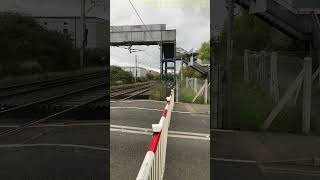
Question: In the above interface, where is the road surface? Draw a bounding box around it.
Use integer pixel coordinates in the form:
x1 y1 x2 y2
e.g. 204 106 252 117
111 100 210 180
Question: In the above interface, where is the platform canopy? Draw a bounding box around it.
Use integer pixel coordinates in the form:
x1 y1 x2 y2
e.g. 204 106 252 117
110 24 176 46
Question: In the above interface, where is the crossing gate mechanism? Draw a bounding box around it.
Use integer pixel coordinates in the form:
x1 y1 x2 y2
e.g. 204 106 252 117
136 89 175 180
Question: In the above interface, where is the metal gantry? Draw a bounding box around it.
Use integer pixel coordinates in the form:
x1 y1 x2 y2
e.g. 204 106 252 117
110 24 177 84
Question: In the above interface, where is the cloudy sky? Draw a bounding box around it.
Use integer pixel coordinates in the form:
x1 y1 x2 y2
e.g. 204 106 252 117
111 0 210 72
0 0 229 72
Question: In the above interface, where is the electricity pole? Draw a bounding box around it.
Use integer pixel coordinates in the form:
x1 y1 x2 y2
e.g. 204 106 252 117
226 0 235 128
80 0 86 68
135 55 138 83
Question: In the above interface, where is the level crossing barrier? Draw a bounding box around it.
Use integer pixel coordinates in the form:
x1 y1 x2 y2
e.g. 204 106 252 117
136 89 175 180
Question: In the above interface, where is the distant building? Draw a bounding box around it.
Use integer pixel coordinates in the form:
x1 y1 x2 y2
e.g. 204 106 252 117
34 16 108 49
120 67 148 77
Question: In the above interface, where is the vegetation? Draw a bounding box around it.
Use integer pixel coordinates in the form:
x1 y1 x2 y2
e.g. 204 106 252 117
180 87 204 104
197 41 210 61
0 11 107 78
214 12 305 132
110 66 134 85
231 83 300 131
85 48 109 67
215 12 304 66
180 66 203 78
149 82 167 101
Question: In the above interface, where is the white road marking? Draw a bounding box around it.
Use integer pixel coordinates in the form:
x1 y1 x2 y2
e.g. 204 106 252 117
0 123 108 128
211 157 257 164
111 99 199 105
261 166 320 176
0 143 108 151
111 106 209 115
110 124 210 141
211 128 254 134
111 100 166 103
213 157 320 176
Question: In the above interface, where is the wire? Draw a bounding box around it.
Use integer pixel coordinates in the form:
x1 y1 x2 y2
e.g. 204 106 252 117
128 0 155 41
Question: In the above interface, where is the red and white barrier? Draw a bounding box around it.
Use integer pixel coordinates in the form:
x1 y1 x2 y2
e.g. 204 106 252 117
136 89 174 180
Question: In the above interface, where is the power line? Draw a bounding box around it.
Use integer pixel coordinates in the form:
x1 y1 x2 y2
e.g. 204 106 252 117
128 0 155 41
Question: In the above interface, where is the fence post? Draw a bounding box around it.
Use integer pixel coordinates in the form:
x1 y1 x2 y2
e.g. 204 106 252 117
302 57 312 134
194 78 197 93
204 79 208 104
270 52 279 102
244 49 249 83
186 77 189 88
176 81 179 102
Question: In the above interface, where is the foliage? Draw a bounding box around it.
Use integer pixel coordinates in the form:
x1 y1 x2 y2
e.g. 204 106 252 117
0 11 79 77
180 66 202 78
149 81 167 101
214 12 305 66
110 65 134 85
146 73 153 80
214 13 304 131
85 48 108 67
197 41 210 61
231 83 301 132
180 87 204 104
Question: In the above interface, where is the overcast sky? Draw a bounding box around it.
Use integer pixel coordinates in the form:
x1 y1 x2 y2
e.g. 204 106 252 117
111 0 210 72
0 0 225 72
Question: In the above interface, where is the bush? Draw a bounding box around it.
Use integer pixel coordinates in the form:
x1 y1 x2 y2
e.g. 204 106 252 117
110 66 134 85
180 88 204 104
85 48 108 67
0 11 79 77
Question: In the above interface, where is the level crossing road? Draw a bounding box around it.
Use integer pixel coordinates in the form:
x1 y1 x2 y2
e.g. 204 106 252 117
110 100 210 180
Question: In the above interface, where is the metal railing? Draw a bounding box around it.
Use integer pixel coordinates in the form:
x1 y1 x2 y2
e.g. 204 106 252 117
136 89 175 180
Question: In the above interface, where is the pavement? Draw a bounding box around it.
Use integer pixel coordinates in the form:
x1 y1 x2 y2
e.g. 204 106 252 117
0 119 109 180
111 100 210 180
212 129 320 180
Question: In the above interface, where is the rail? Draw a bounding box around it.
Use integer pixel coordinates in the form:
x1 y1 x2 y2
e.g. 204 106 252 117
136 89 175 180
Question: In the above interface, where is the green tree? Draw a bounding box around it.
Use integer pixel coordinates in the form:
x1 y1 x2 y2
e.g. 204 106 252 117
110 66 134 85
181 66 202 78
197 41 210 61
214 12 305 66
0 11 79 77
146 73 154 80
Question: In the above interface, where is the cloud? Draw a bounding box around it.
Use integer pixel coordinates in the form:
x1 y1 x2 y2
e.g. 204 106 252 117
0 0 211 72
111 0 210 72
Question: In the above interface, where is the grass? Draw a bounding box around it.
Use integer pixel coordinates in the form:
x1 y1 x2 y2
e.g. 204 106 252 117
180 87 204 104
231 82 301 132
149 82 167 101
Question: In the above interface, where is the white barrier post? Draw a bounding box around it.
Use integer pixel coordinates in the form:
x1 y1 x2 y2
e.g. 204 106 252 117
136 89 174 180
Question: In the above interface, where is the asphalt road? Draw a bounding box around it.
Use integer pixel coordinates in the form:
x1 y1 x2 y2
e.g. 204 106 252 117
212 130 320 180
111 100 210 180
0 119 109 180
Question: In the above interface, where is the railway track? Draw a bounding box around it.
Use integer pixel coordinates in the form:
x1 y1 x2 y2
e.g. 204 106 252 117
0 71 106 99
0 81 154 143
0 83 107 140
0 72 107 109
110 82 154 99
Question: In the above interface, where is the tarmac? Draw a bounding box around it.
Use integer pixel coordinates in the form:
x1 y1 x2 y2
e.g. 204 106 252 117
111 100 210 180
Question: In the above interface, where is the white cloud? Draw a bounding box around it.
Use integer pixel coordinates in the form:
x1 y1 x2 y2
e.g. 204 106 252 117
110 0 210 72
